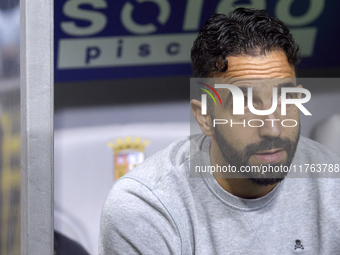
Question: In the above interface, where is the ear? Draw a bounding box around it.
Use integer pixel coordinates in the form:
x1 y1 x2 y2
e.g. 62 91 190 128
190 99 214 136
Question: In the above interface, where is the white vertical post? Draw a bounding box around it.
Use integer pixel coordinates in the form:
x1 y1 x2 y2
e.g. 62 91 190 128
20 0 54 254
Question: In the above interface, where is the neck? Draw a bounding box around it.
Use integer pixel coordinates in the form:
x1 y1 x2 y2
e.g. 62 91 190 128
210 137 277 199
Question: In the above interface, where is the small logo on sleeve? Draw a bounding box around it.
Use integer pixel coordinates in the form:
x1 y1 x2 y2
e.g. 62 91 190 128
294 240 304 250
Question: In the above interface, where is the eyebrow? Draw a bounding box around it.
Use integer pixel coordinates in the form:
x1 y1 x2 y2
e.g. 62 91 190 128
277 82 296 90
224 82 296 104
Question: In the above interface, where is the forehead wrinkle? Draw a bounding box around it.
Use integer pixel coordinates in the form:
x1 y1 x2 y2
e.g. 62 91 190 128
227 63 290 72
225 71 294 78
227 67 294 75
222 51 296 78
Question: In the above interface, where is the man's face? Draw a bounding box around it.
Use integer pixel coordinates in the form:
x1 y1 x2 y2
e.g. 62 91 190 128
211 51 300 186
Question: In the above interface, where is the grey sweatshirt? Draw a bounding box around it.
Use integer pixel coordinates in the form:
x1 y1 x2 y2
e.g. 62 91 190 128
99 135 340 254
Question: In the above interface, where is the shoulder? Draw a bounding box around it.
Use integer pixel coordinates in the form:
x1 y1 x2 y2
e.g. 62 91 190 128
101 135 197 221
99 178 182 254
99 136 197 254
120 135 194 188
102 134 193 213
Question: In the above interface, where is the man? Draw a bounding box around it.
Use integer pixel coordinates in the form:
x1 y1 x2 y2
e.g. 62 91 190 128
99 8 340 254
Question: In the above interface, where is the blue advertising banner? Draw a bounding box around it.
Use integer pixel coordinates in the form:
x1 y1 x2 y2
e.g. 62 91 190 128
55 0 340 82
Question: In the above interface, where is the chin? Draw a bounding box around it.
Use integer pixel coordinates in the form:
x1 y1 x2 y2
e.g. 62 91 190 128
249 177 285 186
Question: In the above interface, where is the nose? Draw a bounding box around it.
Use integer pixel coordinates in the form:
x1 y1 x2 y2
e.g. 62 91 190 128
258 113 282 139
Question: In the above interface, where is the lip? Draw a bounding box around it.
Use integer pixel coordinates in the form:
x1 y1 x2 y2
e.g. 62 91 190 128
255 149 282 155
253 149 284 163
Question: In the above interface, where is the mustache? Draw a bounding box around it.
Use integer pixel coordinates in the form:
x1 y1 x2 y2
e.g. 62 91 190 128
244 137 293 159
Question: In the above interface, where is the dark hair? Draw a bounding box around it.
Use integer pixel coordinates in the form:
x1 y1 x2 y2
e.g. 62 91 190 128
191 8 301 77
